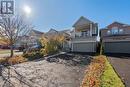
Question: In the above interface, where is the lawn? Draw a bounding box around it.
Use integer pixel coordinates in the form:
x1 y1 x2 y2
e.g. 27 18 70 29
0 49 11 54
101 58 125 87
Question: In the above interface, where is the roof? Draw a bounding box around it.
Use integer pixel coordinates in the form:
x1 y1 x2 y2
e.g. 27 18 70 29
46 29 58 34
31 29 44 35
59 29 71 35
72 16 93 27
107 21 130 28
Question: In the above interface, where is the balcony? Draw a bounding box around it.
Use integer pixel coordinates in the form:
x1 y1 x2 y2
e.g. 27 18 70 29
71 36 97 42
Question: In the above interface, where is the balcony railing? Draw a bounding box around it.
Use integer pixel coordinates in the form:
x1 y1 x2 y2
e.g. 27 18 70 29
71 36 97 42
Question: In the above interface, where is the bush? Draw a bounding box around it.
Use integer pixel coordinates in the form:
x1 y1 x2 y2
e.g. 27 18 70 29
0 58 7 64
8 56 27 65
0 56 27 65
40 35 65 56
81 56 124 87
23 51 44 61
81 55 106 87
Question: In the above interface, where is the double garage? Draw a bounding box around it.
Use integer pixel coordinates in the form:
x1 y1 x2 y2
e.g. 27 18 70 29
72 42 97 53
71 41 130 53
104 41 130 54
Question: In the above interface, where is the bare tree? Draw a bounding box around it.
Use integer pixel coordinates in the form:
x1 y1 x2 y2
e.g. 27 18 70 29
0 15 33 57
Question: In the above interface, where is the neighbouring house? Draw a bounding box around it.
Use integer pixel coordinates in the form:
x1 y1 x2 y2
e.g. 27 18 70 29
0 38 10 49
45 28 71 37
100 22 130 54
45 29 59 37
70 16 98 53
28 29 44 46
45 28 71 51
15 29 44 48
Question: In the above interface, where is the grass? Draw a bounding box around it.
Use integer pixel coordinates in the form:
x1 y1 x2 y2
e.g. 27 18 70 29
0 49 11 54
81 55 125 87
0 49 19 54
101 58 125 87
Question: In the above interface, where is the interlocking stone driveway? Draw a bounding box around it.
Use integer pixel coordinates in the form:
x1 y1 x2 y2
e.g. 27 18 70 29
108 56 130 87
0 53 92 87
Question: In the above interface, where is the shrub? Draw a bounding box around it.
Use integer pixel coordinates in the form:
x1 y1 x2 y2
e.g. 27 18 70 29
0 58 7 64
40 34 66 55
23 51 44 61
81 55 106 87
0 56 27 65
8 56 27 65
43 41 59 55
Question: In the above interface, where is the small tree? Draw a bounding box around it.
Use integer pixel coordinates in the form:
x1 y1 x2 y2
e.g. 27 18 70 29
40 34 66 55
0 15 33 57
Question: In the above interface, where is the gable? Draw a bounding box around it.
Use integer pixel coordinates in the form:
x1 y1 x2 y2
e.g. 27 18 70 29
107 22 129 29
73 16 93 27
47 29 58 34
30 30 44 35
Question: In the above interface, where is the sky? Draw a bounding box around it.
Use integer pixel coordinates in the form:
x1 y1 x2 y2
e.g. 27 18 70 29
16 0 130 32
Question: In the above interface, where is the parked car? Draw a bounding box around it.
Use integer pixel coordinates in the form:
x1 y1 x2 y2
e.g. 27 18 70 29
18 46 25 51
23 45 42 53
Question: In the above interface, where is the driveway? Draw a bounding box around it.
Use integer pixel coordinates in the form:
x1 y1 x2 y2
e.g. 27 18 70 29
108 56 130 87
0 53 92 87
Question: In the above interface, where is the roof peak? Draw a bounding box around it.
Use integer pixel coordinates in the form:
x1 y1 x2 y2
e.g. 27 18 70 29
73 16 93 27
113 21 130 26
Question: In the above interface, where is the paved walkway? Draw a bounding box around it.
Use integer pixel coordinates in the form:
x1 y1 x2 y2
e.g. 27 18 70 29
108 56 130 87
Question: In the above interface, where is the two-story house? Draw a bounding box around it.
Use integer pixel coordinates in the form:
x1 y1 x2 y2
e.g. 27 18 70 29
100 22 130 54
15 29 44 48
70 16 98 53
45 29 71 51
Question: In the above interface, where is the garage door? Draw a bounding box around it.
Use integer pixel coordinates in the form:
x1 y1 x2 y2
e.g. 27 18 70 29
72 42 96 52
104 42 130 53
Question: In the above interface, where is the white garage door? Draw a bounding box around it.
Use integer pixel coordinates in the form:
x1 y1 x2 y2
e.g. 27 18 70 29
104 42 130 53
72 42 96 52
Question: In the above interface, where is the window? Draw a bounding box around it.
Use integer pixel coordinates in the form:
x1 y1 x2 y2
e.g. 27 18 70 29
107 30 111 35
81 31 89 37
119 29 123 34
111 27 119 35
107 27 124 35
112 29 118 34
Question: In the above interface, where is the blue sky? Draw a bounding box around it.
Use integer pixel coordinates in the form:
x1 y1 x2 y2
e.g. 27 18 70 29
16 0 130 32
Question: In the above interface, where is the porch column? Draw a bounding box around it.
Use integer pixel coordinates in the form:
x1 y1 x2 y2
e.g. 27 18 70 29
90 23 93 36
71 42 73 52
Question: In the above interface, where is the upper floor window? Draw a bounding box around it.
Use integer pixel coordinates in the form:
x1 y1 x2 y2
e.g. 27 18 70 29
81 31 89 37
119 29 124 34
107 28 124 35
107 30 111 35
112 29 118 35
111 27 118 35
